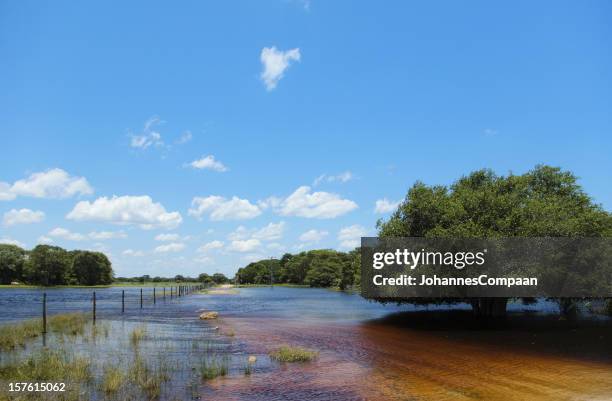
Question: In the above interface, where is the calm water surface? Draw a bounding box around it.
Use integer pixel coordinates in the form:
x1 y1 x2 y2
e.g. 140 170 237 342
0 287 609 401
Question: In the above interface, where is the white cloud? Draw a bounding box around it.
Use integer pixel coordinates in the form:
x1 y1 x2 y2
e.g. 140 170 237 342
197 240 224 253
3 209 45 227
228 239 261 253
176 131 193 144
0 183 15 201
88 231 127 240
337 224 367 249
260 46 301 91
484 128 498 137
188 196 261 221
275 186 357 219
0 238 25 247
252 221 285 241
123 249 144 257
193 256 214 265
154 242 185 253
154 233 180 242
313 171 353 186
228 222 285 242
299 229 328 243
48 227 86 241
374 198 400 214
0 169 93 201
130 116 164 149
37 236 53 244
67 195 182 229
188 155 228 172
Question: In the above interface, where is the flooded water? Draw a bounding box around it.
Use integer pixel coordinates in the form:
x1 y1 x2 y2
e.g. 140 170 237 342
0 287 611 400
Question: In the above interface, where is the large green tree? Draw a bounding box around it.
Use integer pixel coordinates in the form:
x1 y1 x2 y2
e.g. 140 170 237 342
376 165 612 317
71 251 113 285
0 244 26 284
25 245 72 286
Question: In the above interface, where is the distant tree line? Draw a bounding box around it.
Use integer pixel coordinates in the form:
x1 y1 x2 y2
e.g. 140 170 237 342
235 249 360 289
114 273 230 285
0 244 113 286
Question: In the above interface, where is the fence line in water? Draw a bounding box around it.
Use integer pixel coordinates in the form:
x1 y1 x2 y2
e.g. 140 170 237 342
40 284 205 334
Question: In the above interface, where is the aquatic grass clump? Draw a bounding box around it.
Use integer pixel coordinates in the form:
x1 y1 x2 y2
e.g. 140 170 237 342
0 319 41 351
127 354 170 399
269 346 318 363
0 348 92 383
101 365 124 394
47 313 88 336
0 313 88 352
129 326 147 346
199 356 229 380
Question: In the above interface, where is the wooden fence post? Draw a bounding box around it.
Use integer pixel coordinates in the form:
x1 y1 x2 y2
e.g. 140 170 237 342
42 292 47 334
122 290 125 313
163 287 166 301
140 288 143 308
153 288 156 304
93 291 96 324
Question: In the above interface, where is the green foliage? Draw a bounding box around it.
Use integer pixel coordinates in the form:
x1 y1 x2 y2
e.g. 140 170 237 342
0 243 115 286
236 250 355 288
211 272 230 284
71 251 113 285
25 245 71 286
0 244 26 284
269 346 318 362
375 165 612 315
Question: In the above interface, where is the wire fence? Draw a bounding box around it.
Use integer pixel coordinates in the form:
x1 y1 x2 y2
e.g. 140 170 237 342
32 284 206 333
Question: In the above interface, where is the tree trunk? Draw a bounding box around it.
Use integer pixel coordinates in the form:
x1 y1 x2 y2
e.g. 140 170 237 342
471 298 508 319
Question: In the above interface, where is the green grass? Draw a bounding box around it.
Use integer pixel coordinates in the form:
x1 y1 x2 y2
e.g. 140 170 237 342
0 313 88 351
199 356 229 380
269 346 318 363
0 348 92 383
101 365 124 394
129 326 147 346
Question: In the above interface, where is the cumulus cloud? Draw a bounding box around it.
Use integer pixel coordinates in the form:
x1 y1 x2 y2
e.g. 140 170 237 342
188 155 228 172
154 233 180 242
0 169 92 201
67 195 182 229
0 238 25 247
176 131 193 144
337 224 367 249
37 236 53 244
88 231 127 240
228 222 285 243
188 196 261 221
260 46 301 91
154 242 185 253
48 227 86 241
123 249 144 257
197 240 224 253
313 171 353 186
130 116 164 149
3 209 45 227
0 183 15 201
193 256 214 265
299 229 328 243
228 239 261 253
374 198 400 214
275 186 357 219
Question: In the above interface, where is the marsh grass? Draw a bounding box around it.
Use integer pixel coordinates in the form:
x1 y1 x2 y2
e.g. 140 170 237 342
269 346 318 363
199 356 229 380
0 348 92 383
0 313 88 351
101 365 124 394
129 326 146 346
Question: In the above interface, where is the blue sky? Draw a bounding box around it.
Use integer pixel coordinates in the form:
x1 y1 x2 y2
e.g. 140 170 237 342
1 1 611 277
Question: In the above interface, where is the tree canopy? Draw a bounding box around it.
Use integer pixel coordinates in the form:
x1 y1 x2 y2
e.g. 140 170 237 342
376 165 612 316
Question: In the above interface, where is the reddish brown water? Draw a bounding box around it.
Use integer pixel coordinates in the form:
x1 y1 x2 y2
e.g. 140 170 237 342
205 310 612 401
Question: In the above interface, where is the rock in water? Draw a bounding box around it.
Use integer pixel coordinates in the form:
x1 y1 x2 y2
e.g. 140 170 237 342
199 311 219 319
